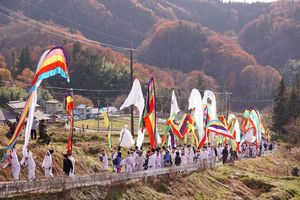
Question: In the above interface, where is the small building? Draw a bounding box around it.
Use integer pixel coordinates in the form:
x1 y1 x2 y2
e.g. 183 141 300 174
0 109 16 123
87 108 99 119
74 104 88 120
99 106 118 114
0 109 51 123
34 110 51 121
7 101 40 114
45 100 64 115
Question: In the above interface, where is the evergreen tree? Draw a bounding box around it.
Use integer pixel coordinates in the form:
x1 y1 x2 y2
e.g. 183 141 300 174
196 75 206 91
288 74 300 119
272 79 289 133
72 42 81 59
17 46 32 74
11 50 16 81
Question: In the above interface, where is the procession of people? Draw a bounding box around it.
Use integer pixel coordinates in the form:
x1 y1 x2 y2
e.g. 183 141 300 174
7 137 275 181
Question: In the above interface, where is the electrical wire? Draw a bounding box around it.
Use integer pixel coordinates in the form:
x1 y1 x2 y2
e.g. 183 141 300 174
0 4 135 51
20 0 132 45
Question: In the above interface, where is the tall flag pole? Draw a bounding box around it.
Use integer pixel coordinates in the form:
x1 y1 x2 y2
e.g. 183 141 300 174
3 46 70 161
102 111 112 149
120 79 145 148
188 89 205 149
170 90 180 119
66 90 74 153
143 77 156 150
130 48 134 137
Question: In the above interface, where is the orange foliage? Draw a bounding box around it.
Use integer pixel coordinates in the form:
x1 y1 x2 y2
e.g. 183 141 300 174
17 68 34 85
183 70 218 92
74 95 94 107
0 54 6 68
239 65 282 99
0 68 11 81
239 1 300 68
133 63 175 89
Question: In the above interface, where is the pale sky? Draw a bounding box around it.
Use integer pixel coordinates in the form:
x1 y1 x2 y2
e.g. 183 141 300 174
223 0 275 2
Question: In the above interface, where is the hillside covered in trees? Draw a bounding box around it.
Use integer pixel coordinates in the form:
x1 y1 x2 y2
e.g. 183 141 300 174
0 0 299 111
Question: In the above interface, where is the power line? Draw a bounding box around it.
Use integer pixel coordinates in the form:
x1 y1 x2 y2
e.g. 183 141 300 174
0 80 129 92
20 0 132 45
0 4 277 104
0 4 135 51
230 99 274 103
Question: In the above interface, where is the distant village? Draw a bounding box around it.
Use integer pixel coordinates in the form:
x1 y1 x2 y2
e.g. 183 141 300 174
0 99 119 124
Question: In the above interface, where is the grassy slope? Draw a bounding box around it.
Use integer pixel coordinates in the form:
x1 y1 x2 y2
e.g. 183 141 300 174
1 123 300 200
0 123 121 182
6 146 300 200
0 120 161 182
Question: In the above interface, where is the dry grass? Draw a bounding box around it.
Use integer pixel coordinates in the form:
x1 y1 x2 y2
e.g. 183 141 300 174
1 123 300 200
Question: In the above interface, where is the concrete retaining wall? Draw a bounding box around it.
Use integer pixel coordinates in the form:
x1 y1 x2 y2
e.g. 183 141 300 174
0 160 215 199
0 149 276 199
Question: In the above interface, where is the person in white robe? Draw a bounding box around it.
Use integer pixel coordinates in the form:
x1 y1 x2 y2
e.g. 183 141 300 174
134 151 144 171
202 148 209 167
171 149 176 165
181 152 187 165
252 145 257 158
207 146 214 167
160 150 165 168
99 150 108 171
21 151 36 180
130 152 136 171
42 150 54 178
68 152 75 177
217 145 223 162
155 151 162 169
245 144 250 157
111 147 118 172
10 148 20 180
148 150 156 169
186 146 194 164
126 152 134 172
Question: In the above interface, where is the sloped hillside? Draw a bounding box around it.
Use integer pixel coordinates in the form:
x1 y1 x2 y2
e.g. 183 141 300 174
5 145 300 200
239 1 300 69
138 20 281 101
0 0 270 47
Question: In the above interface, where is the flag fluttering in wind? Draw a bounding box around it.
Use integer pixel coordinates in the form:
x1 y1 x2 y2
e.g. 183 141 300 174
228 114 241 143
203 90 217 120
170 90 180 119
227 114 241 153
205 120 234 140
239 108 265 150
162 113 198 146
162 90 181 147
188 89 205 148
66 94 74 152
143 77 156 150
4 46 70 160
102 111 112 149
66 95 74 116
120 79 145 148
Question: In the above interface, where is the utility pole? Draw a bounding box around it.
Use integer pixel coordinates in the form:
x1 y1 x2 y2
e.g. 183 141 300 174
106 96 109 132
69 88 74 151
224 91 231 119
130 46 134 137
11 50 16 82
97 99 100 133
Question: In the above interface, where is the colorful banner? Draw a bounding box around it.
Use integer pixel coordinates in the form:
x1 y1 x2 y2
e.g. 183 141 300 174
102 112 112 149
143 77 156 150
4 46 70 159
66 94 74 152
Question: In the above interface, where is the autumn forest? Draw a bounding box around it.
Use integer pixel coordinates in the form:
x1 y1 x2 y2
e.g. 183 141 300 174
0 0 299 112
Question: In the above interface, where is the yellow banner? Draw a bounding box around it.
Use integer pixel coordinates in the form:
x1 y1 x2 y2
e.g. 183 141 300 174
102 112 110 128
